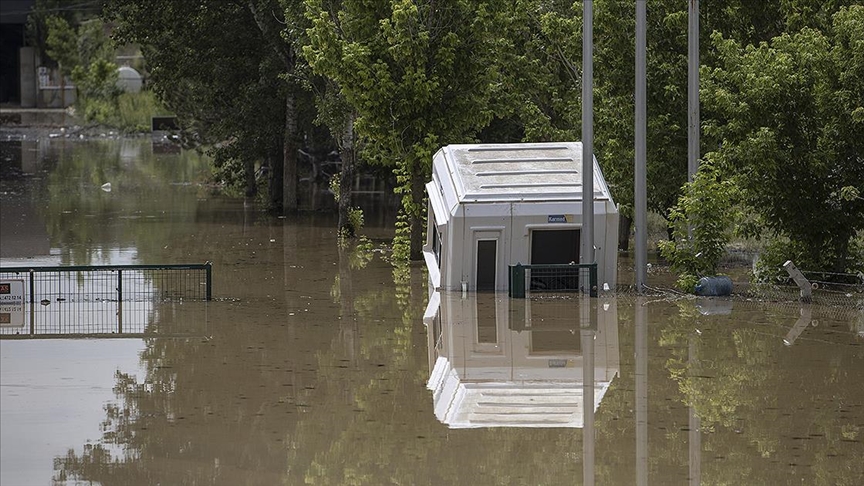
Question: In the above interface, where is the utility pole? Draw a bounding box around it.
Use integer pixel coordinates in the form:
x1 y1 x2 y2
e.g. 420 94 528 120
635 0 648 292
582 0 595 279
688 0 700 181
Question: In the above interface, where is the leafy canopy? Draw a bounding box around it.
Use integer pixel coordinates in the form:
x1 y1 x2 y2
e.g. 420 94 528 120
702 5 864 275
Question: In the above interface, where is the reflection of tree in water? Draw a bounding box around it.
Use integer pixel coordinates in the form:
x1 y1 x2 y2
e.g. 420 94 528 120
54 302 312 483
51 218 301 484
660 300 864 485
38 139 212 266
661 302 774 432
48 234 864 485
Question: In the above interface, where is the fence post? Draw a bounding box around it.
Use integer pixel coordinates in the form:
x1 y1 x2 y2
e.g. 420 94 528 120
29 270 35 304
117 269 123 333
783 260 812 303
205 262 212 301
589 263 598 298
509 264 525 298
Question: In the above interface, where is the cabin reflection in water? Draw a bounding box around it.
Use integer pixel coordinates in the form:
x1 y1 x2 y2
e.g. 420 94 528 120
423 291 619 428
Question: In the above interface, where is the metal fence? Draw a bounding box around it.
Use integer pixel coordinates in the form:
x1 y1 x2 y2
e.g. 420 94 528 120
0 264 211 338
509 263 598 298
742 283 864 309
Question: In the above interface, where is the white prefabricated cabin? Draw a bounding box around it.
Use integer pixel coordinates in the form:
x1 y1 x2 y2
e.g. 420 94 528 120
424 142 619 292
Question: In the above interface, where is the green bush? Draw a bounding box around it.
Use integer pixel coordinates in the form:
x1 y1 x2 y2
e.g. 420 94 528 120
75 90 171 133
329 174 365 238
117 91 170 132
753 234 864 284
658 162 740 292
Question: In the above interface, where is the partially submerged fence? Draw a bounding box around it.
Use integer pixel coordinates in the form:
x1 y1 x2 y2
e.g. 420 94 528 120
742 260 864 308
509 262 598 298
0 263 211 337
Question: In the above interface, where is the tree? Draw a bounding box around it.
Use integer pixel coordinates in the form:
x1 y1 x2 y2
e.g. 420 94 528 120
592 0 789 249
482 0 583 144
43 14 121 121
658 161 741 291
104 0 310 210
702 5 864 275
26 0 102 65
303 0 502 260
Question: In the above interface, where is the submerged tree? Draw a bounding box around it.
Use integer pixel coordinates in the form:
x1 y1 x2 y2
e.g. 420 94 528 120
483 0 583 143
702 5 864 276
303 0 502 260
104 0 309 211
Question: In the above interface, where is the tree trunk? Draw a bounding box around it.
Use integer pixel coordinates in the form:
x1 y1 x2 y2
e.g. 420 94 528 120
409 169 426 261
246 0 298 213
268 146 283 211
283 92 298 212
244 157 256 197
337 115 356 236
618 214 632 251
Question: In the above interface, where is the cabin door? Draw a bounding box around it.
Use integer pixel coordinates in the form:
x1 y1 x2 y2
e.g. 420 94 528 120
476 239 498 291
530 229 580 264
530 229 581 291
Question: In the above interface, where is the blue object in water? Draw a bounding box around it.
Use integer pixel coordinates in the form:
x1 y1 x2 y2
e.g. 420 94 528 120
694 276 733 296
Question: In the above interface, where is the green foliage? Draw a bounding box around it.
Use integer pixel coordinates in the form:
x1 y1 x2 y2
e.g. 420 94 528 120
485 0 582 143
45 15 122 124
839 186 861 202
105 0 319 209
329 174 364 238
593 0 779 221
702 5 864 275
659 162 740 291
116 91 170 132
751 237 803 283
73 90 165 132
347 208 364 235
303 0 502 259
46 16 117 88
89 0 864 263
44 15 78 72
72 58 120 101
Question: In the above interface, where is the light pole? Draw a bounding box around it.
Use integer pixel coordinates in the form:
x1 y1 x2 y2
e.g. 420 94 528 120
635 0 648 292
688 0 700 181
581 0 595 279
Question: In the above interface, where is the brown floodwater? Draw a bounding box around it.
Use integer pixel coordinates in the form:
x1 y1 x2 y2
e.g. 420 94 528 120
1 135 863 485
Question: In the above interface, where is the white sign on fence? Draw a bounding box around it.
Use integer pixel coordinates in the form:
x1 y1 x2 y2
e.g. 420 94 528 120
0 280 25 327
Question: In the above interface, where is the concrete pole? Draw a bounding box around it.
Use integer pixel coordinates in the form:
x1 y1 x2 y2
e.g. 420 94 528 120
582 0 596 276
635 0 648 292
688 0 700 182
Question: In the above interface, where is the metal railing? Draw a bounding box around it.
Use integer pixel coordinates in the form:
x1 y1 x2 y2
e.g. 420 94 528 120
0 263 212 303
509 262 598 298
0 263 211 338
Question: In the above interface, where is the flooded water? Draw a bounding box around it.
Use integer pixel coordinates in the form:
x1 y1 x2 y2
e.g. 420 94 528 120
1 135 863 485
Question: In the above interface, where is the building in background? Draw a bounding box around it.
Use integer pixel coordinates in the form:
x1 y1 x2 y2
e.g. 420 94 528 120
0 0 35 105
